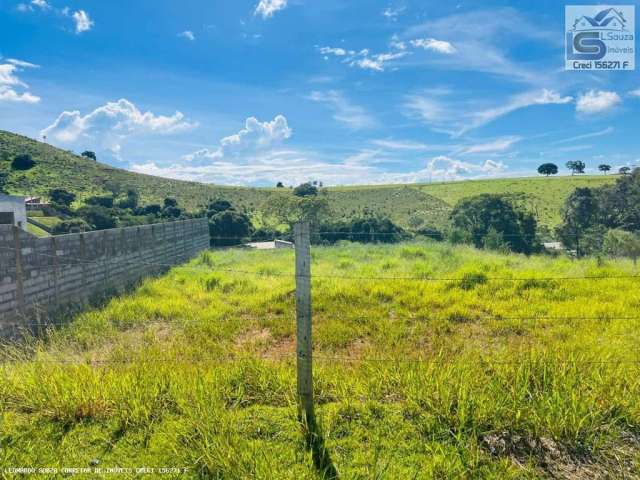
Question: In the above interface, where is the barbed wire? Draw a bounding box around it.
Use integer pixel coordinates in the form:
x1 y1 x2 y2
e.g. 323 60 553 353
7 314 640 331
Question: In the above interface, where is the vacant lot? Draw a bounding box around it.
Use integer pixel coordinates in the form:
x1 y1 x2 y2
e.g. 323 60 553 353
1 242 639 478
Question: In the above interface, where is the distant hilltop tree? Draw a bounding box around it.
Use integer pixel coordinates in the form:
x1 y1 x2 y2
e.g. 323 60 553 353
537 163 558 177
81 151 97 161
11 153 36 171
566 160 586 175
598 164 611 175
619 166 631 175
276 181 285 188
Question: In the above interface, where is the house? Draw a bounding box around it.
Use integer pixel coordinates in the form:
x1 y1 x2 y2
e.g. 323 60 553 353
24 196 49 211
0 195 27 230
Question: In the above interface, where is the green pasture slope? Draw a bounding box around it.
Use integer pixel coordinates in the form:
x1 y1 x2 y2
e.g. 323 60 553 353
1 130 616 231
1 242 639 478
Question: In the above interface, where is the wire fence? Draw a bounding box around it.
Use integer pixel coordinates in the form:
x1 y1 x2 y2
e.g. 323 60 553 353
2 228 640 370
1 244 639 282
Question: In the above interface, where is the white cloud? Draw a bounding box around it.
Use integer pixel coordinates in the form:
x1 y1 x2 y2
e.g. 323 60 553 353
183 115 292 164
41 99 197 153
630 89 640 98
131 151 507 187
0 64 27 88
465 89 573 135
406 89 573 137
72 10 93 34
319 47 351 57
382 5 406 20
410 38 456 54
309 90 376 129
0 86 40 103
575 90 621 114
318 45 409 72
351 52 408 71
31 0 50 9
0 59 39 104
402 8 559 84
179 30 196 41
255 0 288 19
552 127 614 145
371 139 445 151
459 136 521 155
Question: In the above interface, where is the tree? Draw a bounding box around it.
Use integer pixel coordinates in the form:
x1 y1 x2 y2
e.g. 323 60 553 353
265 194 330 230
556 187 600 256
566 160 586 175
86 195 114 208
77 206 117 230
276 182 285 188
0 171 8 194
598 164 611 175
450 194 538 254
117 189 139 210
208 210 253 246
49 188 76 207
619 166 632 175
537 163 558 177
603 229 640 266
207 199 232 216
81 151 97 161
11 154 35 171
293 182 318 197
163 197 178 208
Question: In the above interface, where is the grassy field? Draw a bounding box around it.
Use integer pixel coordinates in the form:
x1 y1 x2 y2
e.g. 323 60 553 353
1 131 617 232
1 242 639 478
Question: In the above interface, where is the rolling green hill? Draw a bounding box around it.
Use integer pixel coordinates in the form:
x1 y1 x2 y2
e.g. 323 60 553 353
0 130 616 231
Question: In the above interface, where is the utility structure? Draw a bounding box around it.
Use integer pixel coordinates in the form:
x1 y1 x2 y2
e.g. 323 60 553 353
294 222 315 427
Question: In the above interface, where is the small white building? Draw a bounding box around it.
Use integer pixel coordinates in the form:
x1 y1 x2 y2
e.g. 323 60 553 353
244 239 294 250
0 195 27 230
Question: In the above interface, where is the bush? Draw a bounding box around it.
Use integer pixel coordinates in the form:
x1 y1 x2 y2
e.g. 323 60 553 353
52 219 91 235
318 215 404 244
81 151 97 161
11 154 35 170
139 204 162 216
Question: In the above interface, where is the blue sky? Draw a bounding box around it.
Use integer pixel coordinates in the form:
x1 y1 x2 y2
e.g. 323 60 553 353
1 0 639 186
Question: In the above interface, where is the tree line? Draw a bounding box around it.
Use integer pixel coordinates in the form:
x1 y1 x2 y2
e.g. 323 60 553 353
538 161 631 176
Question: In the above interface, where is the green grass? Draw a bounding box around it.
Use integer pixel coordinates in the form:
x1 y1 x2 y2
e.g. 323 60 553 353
25 222 49 237
1 131 617 232
2 242 639 478
418 176 616 228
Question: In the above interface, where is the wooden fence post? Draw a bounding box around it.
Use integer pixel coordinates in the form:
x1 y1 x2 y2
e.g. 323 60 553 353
294 222 315 427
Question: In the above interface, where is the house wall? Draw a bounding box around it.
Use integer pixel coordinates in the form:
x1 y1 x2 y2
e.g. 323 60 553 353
0 195 27 230
0 218 209 338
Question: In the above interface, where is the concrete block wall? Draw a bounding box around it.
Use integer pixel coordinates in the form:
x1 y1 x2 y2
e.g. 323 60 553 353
0 218 209 338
